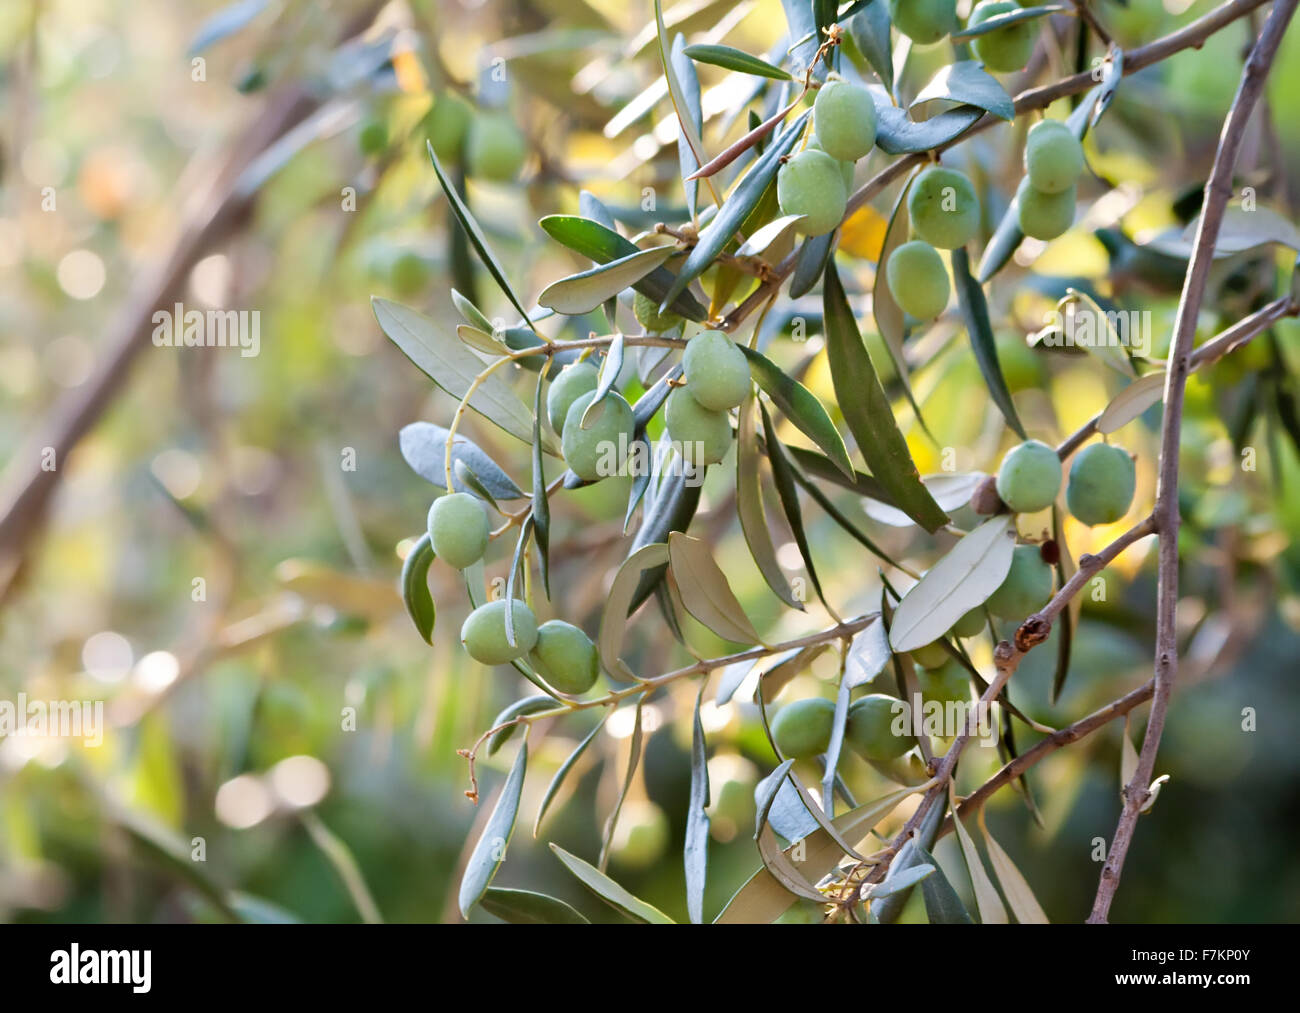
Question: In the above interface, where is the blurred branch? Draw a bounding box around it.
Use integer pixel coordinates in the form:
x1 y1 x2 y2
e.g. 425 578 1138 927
0 3 384 604
1087 0 1298 924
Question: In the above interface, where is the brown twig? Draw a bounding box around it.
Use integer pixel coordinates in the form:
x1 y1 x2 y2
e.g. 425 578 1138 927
1086 0 1299 924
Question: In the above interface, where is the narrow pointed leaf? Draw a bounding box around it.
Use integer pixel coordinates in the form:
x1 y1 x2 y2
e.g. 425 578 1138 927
952 4 1069 39
979 811 1049 924
535 714 607 835
538 245 676 315
737 394 801 608
684 43 791 80
916 847 974 923
549 844 675 923
487 696 554 756
660 111 810 311
400 533 436 645
951 248 1027 439
911 61 1014 121
426 142 535 329
685 687 711 923
889 516 1016 652
599 702 644 870
458 744 527 918
740 346 854 479
599 543 670 680
822 262 948 532
668 531 761 644
949 785 1007 924
480 887 589 924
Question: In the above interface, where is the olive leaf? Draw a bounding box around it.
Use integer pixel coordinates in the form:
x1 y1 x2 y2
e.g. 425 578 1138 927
399 422 526 499
737 393 802 609
479 887 590 925
653 1 707 187
683 43 791 80
911 61 1014 122
672 33 705 218
534 713 607 836
915 846 974 923
1099 370 1166 434
951 248 1027 439
659 111 810 312
452 288 495 333
843 0 893 92
889 516 1015 653
789 231 837 298
872 168 927 429
458 743 527 918
739 345 854 479
978 810 1049 923
539 215 707 321
376 303 545 451
538 245 676 315
426 142 536 331
760 402 827 608
685 687 711 923
758 642 831 704
399 533 436 645
581 331 626 428
667 531 762 645
531 372 551 595
599 702 643 871
487 695 554 756
949 784 1008 924
952 3 1069 39
873 101 984 156
598 543 670 681
716 781 928 923
1059 289 1139 377
550 844 676 923
873 792 946 924
822 261 948 532
862 472 987 528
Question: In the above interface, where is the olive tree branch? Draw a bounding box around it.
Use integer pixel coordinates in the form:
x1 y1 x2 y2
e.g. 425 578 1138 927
717 0 1272 335
1087 0 1299 924
1056 293 1300 459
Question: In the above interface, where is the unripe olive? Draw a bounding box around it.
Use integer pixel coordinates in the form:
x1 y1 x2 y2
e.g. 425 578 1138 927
846 694 915 761
1016 179 1076 241
427 492 490 569
771 697 836 759
665 387 732 467
466 113 527 183
995 331 1044 393
427 92 472 163
460 599 539 665
813 80 878 162
357 116 388 156
808 139 855 188
918 661 968 708
995 439 1062 513
561 390 634 482
610 800 670 868
1066 443 1136 526
886 240 951 319
633 291 684 333
908 640 950 670
969 0 1036 72
985 544 1053 619
390 251 430 297
546 362 599 436
777 148 848 237
682 330 752 410
951 608 986 638
888 0 957 44
529 620 600 695
908 166 980 250
1024 119 1085 195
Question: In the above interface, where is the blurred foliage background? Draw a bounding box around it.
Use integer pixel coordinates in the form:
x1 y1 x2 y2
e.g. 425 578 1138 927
1 0 1299 924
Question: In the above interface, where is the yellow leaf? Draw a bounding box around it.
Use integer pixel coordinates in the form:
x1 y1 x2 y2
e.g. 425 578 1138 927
837 203 889 261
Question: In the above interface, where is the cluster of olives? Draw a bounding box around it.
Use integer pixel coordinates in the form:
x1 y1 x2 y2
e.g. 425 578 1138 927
1017 120 1085 240
770 657 971 765
889 0 1035 73
886 165 981 320
777 78 878 236
996 438 1137 526
425 323 756 694
426 90 528 183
